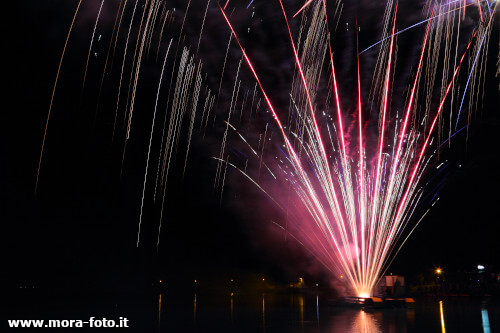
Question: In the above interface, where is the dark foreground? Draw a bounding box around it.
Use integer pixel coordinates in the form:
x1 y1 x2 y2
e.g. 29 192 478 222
3 287 499 332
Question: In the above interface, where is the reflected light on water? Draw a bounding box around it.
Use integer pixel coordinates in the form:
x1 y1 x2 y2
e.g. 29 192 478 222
193 293 197 324
439 300 446 333
350 310 381 333
406 308 415 324
158 293 162 330
481 306 490 333
262 294 266 331
299 295 304 326
230 293 234 322
316 295 319 324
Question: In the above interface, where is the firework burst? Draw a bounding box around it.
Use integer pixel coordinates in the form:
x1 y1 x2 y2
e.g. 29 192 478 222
33 0 498 297
216 0 499 296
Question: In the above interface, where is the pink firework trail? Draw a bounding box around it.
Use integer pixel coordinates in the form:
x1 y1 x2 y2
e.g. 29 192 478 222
219 0 497 297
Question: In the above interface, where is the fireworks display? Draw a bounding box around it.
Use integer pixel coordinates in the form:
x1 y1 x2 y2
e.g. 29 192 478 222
215 0 498 296
31 0 499 298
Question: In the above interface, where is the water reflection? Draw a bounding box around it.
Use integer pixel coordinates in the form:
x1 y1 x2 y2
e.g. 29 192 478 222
299 294 304 327
350 310 381 333
481 303 490 333
439 300 446 333
316 295 319 324
158 293 162 331
262 294 266 332
193 293 197 324
155 293 499 332
406 308 415 324
230 293 234 323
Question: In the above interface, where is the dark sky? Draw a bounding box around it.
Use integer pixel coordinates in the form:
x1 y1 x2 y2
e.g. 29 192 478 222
2 0 499 296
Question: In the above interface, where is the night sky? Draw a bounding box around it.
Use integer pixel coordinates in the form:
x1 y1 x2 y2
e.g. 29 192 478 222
2 0 500 300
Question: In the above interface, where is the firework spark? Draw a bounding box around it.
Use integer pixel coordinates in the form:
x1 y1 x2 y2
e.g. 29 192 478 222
35 0 498 297
217 0 498 296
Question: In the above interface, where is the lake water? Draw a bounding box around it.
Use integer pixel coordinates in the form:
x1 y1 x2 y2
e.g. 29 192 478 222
156 293 499 332
5 291 499 332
